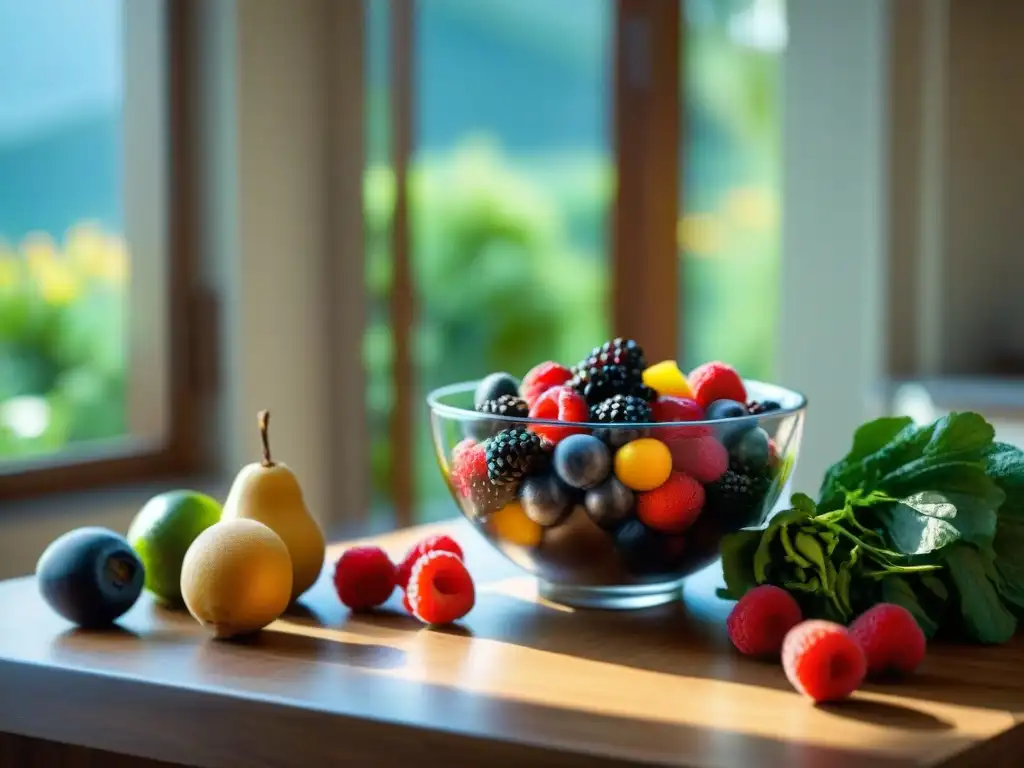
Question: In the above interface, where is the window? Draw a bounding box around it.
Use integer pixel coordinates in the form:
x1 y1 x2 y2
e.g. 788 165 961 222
365 0 786 525
0 0 193 499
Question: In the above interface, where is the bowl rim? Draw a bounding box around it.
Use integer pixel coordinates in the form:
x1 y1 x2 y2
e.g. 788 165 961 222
426 378 808 430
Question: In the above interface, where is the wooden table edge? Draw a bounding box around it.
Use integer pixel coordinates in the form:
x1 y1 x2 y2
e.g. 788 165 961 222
0 657 666 768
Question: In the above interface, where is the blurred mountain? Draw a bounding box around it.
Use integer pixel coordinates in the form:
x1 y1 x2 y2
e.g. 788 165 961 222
0 109 121 242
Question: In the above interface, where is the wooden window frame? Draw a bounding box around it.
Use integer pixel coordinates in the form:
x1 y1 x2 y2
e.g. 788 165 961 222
0 0 200 501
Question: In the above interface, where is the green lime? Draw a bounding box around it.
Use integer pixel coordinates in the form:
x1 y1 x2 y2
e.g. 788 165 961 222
127 490 222 606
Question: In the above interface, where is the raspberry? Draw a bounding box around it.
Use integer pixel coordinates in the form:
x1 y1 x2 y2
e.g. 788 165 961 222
635 471 704 533
688 361 747 410
651 396 711 444
407 550 475 625
333 546 397 611
651 395 704 423
848 603 926 678
727 585 803 657
666 435 728 483
396 534 465 590
528 385 588 444
520 361 573 408
782 620 866 703
449 440 488 497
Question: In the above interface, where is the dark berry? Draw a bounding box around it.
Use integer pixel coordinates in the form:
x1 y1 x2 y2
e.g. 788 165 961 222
706 399 754 446
613 519 688 575
705 458 773 529
577 338 647 378
520 471 577 527
570 364 654 405
474 372 521 409
705 399 748 420
731 426 770 470
590 394 652 448
484 428 550 485
747 399 782 416
468 394 530 440
553 434 611 490
584 476 635 531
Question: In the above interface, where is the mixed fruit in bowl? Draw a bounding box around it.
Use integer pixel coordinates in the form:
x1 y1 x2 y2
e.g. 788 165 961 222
427 338 806 609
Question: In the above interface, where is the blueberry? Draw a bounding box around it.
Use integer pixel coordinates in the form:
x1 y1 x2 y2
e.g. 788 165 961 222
705 399 748 420
584 476 635 531
520 471 577 527
36 527 145 628
706 399 755 447
553 434 611 490
597 426 648 450
474 372 521 409
613 519 688 575
731 426 770 469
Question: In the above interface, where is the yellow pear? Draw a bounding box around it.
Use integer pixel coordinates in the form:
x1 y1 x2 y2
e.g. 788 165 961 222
221 410 326 601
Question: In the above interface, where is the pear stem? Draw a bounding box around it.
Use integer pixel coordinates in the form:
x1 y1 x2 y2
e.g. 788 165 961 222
258 410 275 467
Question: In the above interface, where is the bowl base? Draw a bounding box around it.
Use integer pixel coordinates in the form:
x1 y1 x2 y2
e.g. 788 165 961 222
538 578 685 610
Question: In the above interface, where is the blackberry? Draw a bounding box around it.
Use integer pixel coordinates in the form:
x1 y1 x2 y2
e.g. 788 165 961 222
576 338 647 377
465 476 517 519
589 394 653 425
484 428 550 485
477 394 529 419
747 400 782 416
569 364 655 405
468 394 530 440
705 458 774 529
589 394 652 448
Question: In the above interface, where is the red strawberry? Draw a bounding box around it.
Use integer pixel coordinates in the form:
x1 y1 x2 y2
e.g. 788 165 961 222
333 546 397 611
688 361 747 410
449 441 488 497
396 534 465 590
528 385 588 444
520 361 572 408
635 472 704 533
782 620 866 703
849 603 926 678
727 585 803 657
667 435 728 483
407 550 475 625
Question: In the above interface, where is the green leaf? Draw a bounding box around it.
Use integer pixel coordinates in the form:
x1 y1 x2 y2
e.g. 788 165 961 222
897 490 998 547
881 503 961 555
779 524 812 569
850 416 916 460
720 530 762 600
920 574 949 602
790 492 817 515
751 508 809 584
794 531 828 584
924 412 995 457
881 462 1005 511
943 544 1018 644
984 442 1024 519
881 575 939 639
993 517 1024 614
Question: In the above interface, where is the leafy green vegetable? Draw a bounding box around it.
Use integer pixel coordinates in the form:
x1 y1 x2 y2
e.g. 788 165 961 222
722 411 1024 644
944 544 1017 644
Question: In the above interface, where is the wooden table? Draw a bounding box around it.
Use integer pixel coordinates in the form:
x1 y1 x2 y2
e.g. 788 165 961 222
2 520 1023 767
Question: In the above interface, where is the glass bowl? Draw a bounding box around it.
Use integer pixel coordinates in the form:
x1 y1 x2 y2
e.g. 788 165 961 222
427 380 806 609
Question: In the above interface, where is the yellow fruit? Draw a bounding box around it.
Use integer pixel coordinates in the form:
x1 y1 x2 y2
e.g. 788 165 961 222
615 438 673 491
222 411 326 602
643 360 694 399
180 518 293 639
489 501 543 547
